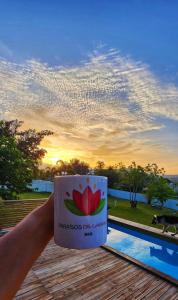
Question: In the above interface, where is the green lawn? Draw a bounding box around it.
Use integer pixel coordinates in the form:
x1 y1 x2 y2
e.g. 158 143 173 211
19 192 50 199
4 192 178 233
19 193 178 231
108 196 178 233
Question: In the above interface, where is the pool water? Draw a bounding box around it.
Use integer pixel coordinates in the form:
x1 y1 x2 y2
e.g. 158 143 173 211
106 222 178 281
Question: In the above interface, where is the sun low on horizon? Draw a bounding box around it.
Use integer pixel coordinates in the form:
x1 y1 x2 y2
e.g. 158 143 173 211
0 1 178 174
44 156 60 166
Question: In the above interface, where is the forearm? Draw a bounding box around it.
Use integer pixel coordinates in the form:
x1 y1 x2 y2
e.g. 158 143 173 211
0 194 54 300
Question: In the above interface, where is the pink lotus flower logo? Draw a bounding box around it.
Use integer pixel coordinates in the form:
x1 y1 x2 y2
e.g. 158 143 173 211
73 186 101 215
64 185 105 216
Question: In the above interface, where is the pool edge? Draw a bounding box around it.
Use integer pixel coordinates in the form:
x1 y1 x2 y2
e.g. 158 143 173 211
102 244 178 287
105 216 178 287
108 215 178 245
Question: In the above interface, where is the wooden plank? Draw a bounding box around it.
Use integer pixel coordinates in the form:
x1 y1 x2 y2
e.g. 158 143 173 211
133 280 171 300
104 270 155 300
34 249 103 278
74 268 144 300
149 285 176 300
15 288 50 300
14 270 51 300
50 259 140 298
42 253 115 288
14 240 177 300
42 258 123 293
157 286 178 300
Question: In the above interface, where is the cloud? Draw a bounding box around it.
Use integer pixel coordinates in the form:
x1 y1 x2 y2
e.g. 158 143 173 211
1 50 178 126
91 143 134 156
0 49 178 171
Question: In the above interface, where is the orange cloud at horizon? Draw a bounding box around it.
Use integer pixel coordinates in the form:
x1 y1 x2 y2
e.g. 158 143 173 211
40 136 178 175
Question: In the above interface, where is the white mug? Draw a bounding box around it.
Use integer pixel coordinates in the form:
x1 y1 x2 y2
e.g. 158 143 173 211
54 175 108 249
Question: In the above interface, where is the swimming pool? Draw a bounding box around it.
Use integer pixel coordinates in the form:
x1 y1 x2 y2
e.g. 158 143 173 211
105 221 178 285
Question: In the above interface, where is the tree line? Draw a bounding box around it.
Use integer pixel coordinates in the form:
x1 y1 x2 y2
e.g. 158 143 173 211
0 120 176 205
38 160 175 207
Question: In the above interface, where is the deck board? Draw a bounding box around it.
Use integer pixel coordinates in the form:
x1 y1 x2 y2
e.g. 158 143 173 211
14 239 178 300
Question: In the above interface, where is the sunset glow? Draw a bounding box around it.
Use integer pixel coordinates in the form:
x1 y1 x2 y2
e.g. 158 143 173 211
44 156 60 166
0 2 178 173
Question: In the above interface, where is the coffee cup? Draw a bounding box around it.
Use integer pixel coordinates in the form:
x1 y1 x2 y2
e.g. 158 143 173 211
54 175 107 249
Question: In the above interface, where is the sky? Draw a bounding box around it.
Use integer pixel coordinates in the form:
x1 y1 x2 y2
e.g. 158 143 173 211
0 0 178 173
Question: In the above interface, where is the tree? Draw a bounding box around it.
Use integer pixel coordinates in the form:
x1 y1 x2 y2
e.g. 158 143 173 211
119 162 147 208
95 161 105 170
0 120 53 168
146 177 175 207
0 120 53 199
42 158 90 178
67 158 90 175
56 159 69 173
0 136 32 199
144 163 165 204
144 163 165 178
95 163 119 188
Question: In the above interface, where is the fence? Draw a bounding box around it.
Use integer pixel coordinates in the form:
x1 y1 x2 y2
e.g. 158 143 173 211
108 188 178 211
108 189 147 203
30 180 178 211
30 180 54 192
0 199 46 228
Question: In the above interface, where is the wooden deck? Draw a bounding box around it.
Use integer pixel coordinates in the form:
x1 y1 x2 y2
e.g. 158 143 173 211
15 240 178 300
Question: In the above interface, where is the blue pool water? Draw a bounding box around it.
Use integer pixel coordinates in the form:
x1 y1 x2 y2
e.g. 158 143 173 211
106 222 178 281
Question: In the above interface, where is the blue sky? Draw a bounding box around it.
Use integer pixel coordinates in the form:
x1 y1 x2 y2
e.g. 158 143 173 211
1 0 178 76
0 1 178 173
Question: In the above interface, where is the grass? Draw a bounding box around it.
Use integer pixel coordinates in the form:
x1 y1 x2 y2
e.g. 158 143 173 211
108 196 178 233
1 192 178 234
19 192 50 200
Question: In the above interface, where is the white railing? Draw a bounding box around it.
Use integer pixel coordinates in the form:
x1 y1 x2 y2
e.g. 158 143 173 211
30 180 54 192
30 180 178 211
108 188 178 211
